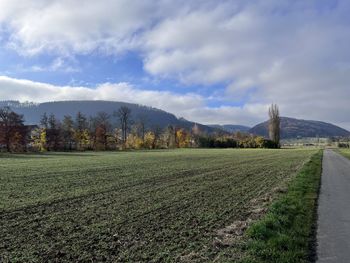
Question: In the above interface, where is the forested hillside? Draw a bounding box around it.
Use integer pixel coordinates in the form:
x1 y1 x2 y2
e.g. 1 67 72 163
250 117 350 139
0 100 219 134
209 124 250 133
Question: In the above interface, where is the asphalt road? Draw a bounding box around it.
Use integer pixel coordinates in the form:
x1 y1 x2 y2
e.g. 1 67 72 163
317 149 350 262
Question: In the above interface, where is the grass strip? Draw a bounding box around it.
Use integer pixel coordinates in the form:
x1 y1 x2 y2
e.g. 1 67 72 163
336 148 350 160
240 150 323 263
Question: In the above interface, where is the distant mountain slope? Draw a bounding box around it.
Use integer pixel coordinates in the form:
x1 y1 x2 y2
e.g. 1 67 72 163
209 124 250 133
250 117 350 139
0 100 220 134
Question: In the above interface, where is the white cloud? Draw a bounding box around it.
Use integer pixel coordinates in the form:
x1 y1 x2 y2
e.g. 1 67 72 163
0 0 161 55
141 1 350 128
27 58 80 73
1 75 349 129
0 75 261 126
0 0 213 56
0 1 350 128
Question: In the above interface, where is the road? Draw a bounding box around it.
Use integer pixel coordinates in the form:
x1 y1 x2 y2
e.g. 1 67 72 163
317 149 350 262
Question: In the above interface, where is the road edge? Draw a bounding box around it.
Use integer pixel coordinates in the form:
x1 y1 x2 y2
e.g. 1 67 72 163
240 150 323 263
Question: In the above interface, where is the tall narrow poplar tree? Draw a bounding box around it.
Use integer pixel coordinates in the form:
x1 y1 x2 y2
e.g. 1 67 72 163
268 104 281 148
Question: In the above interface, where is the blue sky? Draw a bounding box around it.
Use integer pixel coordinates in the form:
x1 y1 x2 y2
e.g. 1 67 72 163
0 37 235 108
0 0 350 128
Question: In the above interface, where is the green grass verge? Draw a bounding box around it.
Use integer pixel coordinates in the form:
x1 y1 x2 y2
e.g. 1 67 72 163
240 150 323 263
336 148 350 159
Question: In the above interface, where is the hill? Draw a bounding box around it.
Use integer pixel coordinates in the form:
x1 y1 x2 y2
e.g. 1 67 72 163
0 100 220 134
209 124 250 133
2 101 348 138
250 117 350 139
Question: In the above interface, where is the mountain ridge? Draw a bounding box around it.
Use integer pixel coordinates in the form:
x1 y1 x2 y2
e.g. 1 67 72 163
249 116 350 139
1 101 349 138
0 100 221 134
209 124 251 133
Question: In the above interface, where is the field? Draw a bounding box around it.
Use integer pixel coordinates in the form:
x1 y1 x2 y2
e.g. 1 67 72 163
0 149 317 262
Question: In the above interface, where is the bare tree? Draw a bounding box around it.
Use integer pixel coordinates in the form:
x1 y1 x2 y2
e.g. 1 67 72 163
47 113 61 151
165 125 176 148
115 106 132 148
136 114 148 143
62 115 74 150
40 112 49 129
74 112 88 150
75 111 88 131
92 112 112 150
91 112 112 134
268 104 280 147
151 125 162 149
0 107 25 152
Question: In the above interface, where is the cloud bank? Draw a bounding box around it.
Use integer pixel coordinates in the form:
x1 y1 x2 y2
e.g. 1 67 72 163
0 0 350 128
0 76 267 126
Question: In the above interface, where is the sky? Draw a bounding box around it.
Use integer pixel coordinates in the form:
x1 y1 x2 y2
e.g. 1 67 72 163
0 0 349 128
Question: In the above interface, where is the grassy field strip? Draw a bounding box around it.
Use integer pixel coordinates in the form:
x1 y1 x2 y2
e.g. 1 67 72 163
337 148 350 159
0 149 317 262
239 150 323 263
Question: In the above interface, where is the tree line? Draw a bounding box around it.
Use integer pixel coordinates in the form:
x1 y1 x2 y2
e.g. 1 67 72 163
0 104 281 152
